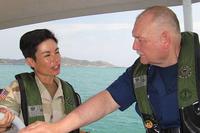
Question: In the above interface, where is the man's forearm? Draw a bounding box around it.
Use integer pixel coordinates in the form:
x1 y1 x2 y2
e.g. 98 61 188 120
54 90 119 132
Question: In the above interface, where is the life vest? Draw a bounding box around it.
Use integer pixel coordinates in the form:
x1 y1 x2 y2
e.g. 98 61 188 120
132 32 200 133
15 72 81 133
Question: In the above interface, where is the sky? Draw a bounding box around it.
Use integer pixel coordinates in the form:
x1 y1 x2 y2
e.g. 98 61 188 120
0 3 200 67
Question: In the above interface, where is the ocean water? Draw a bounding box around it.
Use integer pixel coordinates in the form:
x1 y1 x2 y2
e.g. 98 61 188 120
0 64 145 133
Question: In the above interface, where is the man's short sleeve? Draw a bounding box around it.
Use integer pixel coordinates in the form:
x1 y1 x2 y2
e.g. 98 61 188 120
106 66 136 111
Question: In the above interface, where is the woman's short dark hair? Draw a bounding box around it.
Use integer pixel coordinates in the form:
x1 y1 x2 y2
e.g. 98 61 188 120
20 29 58 60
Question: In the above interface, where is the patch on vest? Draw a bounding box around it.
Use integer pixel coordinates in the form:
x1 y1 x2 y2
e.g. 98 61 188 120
28 105 43 117
178 65 192 78
133 75 147 88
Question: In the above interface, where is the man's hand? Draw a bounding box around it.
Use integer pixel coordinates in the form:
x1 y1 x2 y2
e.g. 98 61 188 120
19 121 59 133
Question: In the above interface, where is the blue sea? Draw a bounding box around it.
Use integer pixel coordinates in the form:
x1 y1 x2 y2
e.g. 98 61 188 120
0 64 145 133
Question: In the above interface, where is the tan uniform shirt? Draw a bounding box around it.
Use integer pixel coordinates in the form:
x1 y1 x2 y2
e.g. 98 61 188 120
0 75 66 123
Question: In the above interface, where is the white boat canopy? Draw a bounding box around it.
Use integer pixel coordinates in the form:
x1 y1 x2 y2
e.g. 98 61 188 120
0 0 200 30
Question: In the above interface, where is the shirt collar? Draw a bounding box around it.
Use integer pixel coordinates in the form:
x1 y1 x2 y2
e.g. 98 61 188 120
35 75 64 100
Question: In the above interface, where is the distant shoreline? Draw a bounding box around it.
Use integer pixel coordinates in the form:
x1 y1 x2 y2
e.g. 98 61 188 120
0 57 122 68
0 63 125 69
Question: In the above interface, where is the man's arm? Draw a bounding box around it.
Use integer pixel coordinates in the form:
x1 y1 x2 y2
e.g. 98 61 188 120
19 90 119 133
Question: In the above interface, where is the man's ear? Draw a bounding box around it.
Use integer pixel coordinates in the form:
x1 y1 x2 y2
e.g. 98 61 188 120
25 57 35 68
160 31 170 49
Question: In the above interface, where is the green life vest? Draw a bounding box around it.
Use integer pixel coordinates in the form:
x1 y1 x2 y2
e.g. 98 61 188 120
132 32 200 132
15 72 80 126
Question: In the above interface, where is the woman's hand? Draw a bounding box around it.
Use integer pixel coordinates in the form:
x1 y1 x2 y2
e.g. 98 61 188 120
0 108 15 132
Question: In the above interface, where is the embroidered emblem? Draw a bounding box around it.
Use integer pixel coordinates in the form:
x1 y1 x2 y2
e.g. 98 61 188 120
145 120 153 129
178 65 192 78
28 105 43 117
133 75 147 88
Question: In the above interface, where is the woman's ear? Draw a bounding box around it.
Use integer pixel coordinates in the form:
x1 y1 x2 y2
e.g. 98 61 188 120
25 57 35 68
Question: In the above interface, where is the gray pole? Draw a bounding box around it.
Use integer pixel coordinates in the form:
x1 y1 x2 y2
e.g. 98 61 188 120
183 0 193 31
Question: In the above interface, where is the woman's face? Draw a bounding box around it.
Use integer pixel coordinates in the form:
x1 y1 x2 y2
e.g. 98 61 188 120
30 39 61 78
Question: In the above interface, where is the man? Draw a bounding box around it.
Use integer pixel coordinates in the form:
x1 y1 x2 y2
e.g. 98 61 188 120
0 29 82 133
19 6 200 133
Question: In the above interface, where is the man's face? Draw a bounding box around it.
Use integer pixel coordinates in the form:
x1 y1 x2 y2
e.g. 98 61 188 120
132 15 168 66
29 39 61 78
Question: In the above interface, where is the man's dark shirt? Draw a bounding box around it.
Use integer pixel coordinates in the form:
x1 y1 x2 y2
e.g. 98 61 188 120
107 63 180 128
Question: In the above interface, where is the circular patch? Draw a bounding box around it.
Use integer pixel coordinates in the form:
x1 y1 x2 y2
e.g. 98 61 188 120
145 120 153 129
178 65 192 78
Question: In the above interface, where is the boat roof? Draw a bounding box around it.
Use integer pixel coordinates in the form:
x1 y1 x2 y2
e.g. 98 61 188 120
0 0 200 30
